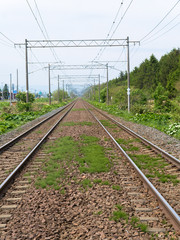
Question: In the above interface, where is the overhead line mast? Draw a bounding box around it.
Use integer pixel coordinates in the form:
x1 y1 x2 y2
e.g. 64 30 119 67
15 37 139 111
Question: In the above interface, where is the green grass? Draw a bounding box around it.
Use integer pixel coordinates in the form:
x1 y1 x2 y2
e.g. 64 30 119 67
0 101 70 135
101 180 110 185
72 108 86 111
100 119 116 128
94 210 103 215
35 136 79 190
89 101 180 140
112 185 121 190
80 179 93 189
130 154 179 185
61 121 93 126
110 205 148 232
110 205 128 223
35 134 112 189
93 179 102 184
78 135 112 173
116 138 140 152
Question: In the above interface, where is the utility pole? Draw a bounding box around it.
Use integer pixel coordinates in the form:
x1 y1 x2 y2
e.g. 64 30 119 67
48 64 51 105
98 74 100 103
94 79 95 100
106 63 109 105
63 80 64 101
17 69 19 94
25 39 29 103
10 74 12 106
58 75 60 103
127 36 130 113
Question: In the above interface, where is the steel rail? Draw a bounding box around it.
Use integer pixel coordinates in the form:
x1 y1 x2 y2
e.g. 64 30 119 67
0 101 76 196
86 102 180 169
83 102 180 231
0 101 74 153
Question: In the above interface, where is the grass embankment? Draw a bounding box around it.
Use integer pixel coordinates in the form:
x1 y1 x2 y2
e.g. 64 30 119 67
88 101 180 140
0 99 70 135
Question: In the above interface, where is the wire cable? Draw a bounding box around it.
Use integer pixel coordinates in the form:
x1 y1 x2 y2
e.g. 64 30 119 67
143 13 180 43
143 21 180 45
140 0 180 42
34 0 62 63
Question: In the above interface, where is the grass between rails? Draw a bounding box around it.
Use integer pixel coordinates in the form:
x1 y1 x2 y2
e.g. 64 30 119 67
130 154 179 185
35 134 113 190
110 204 148 233
116 137 179 185
61 121 93 126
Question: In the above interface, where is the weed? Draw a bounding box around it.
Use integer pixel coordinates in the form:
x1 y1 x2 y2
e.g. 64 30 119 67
95 211 103 215
162 219 167 225
137 223 148 232
60 188 65 194
72 108 86 111
101 180 110 185
131 154 179 184
93 179 102 184
130 216 139 227
110 205 128 223
112 185 121 190
100 120 116 128
80 179 93 189
24 172 31 176
62 121 93 126
79 135 111 173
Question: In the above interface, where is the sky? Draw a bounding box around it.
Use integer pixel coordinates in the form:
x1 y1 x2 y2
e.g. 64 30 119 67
0 0 180 95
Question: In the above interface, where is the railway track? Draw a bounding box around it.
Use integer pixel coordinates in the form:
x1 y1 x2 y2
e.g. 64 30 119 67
0 99 179 239
0 101 75 193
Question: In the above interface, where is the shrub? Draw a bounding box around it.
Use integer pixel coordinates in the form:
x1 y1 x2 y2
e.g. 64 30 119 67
17 102 32 111
16 92 35 103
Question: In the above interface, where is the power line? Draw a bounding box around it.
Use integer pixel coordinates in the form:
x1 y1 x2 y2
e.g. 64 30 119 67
143 21 180 45
110 0 134 38
26 0 62 64
143 13 180 43
34 0 62 63
93 1 124 61
93 0 134 62
0 32 15 45
140 0 180 42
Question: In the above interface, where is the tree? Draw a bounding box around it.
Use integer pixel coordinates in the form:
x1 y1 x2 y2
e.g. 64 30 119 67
3 84 9 99
159 48 180 88
16 92 35 103
52 89 69 101
153 83 171 111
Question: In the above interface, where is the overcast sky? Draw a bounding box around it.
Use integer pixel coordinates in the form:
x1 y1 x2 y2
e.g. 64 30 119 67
0 0 179 94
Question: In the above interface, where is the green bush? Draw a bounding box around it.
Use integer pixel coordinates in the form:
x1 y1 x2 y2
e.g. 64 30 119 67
16 92 35 103
17 102 32 111
153 83 172 112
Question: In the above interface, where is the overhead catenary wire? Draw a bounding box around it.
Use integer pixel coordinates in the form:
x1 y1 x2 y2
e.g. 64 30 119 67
143 21 180 45
93 0 134 66
34 0 62 63
140 0 180 42
93 0 124 61
25 0 62 64
142 13 180 43
0 31 15 45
